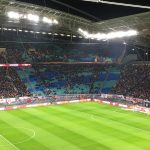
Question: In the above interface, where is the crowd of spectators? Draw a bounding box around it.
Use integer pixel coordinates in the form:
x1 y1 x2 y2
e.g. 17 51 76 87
0 44 115 63
28 48 114 63
112 64 150 101
32 64 106 95
6 48 25 63
0 68 31 98
0 48 25 63
0 62 149 106
0 52 6 63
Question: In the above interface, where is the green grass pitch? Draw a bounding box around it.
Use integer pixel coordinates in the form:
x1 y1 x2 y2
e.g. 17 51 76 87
0 102 150 150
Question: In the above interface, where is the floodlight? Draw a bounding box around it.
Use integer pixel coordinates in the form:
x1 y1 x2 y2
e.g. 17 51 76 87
7 11 20 19
43 17 52 24
27 14 39 22
43 17 58 25
53 19 58 24
23 15 27 19
78 28 138 40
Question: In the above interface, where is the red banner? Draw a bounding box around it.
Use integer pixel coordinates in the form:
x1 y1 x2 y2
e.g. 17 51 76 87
0 64 31 67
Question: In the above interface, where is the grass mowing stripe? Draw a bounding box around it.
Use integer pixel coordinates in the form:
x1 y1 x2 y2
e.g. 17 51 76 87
0 135 18 150
20 109 112 150
82 103 150 132
68 102 150 125
0 114 51 150
62 103 150 133
5 110 83 150
21 108 121 150
91 102 150 122
22 105 146 150
47 103 150 138
0 111 77 150
0 119 47 150
41 103 150 150
0 102 150 150
80 102 150 127
0 135 19 150
0 121 33 144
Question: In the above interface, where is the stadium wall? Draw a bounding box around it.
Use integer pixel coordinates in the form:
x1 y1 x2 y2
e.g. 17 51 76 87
0 95 150 115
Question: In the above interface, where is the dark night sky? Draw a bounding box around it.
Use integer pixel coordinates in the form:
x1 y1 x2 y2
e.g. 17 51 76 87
17 0 150 21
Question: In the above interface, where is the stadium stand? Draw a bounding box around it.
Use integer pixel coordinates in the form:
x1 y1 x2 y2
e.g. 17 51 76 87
112 64 150 100
0 68 31 98
0 2 149 106
0 40 149 102
0 43 116 63
17 64 120 96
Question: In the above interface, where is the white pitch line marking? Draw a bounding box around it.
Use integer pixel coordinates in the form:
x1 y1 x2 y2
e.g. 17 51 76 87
0 127 35 146
0 135 19 150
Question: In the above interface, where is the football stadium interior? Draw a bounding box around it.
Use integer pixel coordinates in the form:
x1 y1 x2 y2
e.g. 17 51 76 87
0 0 150 149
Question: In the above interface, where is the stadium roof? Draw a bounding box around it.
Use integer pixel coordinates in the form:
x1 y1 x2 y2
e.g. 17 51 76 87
0 0 95 34
0 0 150 48
94 11 150 48
16 0 150 21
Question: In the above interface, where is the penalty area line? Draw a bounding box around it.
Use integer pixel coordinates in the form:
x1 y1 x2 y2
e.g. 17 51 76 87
0 135 19 150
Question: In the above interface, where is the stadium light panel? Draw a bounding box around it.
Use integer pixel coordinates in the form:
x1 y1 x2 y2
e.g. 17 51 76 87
7 11 20 19
27 14 39 23
43 17 52 24
53 19 58 24
7 11 58 26
78 28 138 40
43 17 58 25
23 15 27 19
